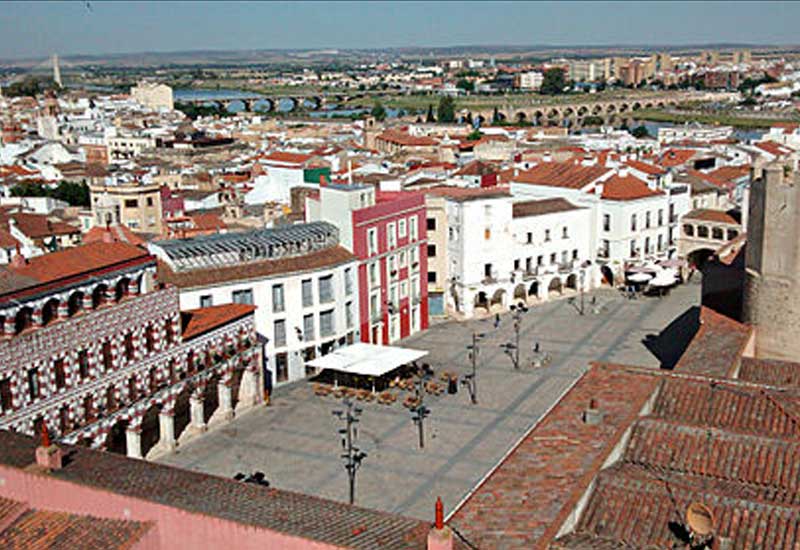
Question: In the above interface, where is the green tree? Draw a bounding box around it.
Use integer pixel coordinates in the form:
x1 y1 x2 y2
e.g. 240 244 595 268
540 68 567 95
631 125 651 139
456 79 474 92
466 129 482 141
437 95 456 123
491 106 500 124
9 181 90 207
370 100 387 121
425 104 436 123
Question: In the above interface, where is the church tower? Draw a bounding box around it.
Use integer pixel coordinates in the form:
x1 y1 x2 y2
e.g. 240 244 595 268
743 158 800 360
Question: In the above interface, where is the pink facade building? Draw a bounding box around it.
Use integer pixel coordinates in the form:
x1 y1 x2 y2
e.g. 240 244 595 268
307 184 429 344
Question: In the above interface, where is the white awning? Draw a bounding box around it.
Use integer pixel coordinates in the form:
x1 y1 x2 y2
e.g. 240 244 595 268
306 342 428 378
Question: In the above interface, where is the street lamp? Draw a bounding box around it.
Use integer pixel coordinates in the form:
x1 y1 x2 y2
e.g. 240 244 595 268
410 374 431 449
464 331 485 404
332 398 367 505
500 303 528 369
579 260 591 316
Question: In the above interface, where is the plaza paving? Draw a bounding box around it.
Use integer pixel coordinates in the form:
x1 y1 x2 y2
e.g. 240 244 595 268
158 280 701 520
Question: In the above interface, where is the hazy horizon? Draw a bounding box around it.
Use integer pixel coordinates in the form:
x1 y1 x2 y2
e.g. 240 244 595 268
0 1 798 61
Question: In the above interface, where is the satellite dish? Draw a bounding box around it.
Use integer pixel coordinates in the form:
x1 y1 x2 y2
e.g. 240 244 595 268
686 502 715 537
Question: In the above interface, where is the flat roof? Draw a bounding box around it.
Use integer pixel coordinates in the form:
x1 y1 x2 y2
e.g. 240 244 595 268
306 342 428 377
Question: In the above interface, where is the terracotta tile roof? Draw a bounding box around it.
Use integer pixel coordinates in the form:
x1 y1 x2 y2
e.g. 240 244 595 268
0 228 20 248
425 185 510 202
181 303 256 340
600 175 663 201
1 212 80 238
1 242 152 301
260 151 313 165
512 198 583 218
377 130 438 147
448 364 661 550
510 162 610 190
625 159 667 176
0 431 429 550
738 357 800 388
453 160 498 176
705 164 751 186
658 148 697 168
0 505 152 550
157 246 356 289
83 224 146 246
189 211 227 231
683 208 740 225
755 141 794 157
674 307 752 379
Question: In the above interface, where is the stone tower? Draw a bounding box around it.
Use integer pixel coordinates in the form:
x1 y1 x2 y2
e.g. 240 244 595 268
743 160 800 360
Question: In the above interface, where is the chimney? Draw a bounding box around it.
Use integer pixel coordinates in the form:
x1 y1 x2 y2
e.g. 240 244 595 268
348 160 353 185
542 152 552 162
11 243 26 268
427 497 454 550
618 166 629 178
35 420 63 471
583 398 603 425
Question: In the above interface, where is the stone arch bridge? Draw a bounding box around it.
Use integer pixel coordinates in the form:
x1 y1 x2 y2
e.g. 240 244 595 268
175 92 368 113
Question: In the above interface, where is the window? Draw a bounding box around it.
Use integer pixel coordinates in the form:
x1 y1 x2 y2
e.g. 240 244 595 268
630 214 637 232
27 368 39 400
728 229 739 240
369 262 378 287
0 378 11 412
603 214 611 232
600 240 610 258
232 289 253 305
562 227 569 239
387 222 397 249
630 240 638 257
398 218 407 238
146 197 154 207
124 199 138 208
318 275 334 303
367 228 378 256
275 353 288 383
484 263 493 278
526 232 533 244
428 272 437 283
514 259 521 271
448 227 455 241
658 209 664 226
537 255 544 266
389 284 399 308
345 301 354 328
165 319 174 345
409 216 418 241
657 234 664 251
344 268 353 296
102 341 112 370
645 211 651 229
410 246 419 267
320 309 335 337
272 284 285 312
78 350 89 379
550 253 556 264
525 257 532 272
370 293 380 319
124 333 134 361
712 227 724 240
669 204 676 222
301 279 313 307
427 244 436 258
411 276 420 300
399 250 407 269
273 320 286 348
388 254 398 275
54 359 66 390
697 225 709 238
684 224 694 237
645 237 651 254
400 281 409 299
303 313 315 340
572 249 578 260
484 228 491 240
427 217 436 231
544 229 551 242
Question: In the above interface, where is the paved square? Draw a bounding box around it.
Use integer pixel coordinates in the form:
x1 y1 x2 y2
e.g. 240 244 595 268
158 281 700 520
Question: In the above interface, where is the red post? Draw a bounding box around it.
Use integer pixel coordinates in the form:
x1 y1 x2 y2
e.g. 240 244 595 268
41 420 50 448
435 496 444 530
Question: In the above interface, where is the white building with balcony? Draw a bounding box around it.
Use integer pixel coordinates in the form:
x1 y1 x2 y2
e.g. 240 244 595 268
151 222 359 389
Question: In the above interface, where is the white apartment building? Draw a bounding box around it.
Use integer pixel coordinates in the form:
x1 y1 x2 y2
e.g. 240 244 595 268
518 71 544 90
509 162 692 284
443 191 596 318
130 82 174 111
150 222 359 389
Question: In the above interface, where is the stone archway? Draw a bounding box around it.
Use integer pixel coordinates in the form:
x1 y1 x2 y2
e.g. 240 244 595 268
528 281 540 301
173 385 192 442
139 403 161 458
474 291 490 313
548 277 563 296
513 284 527 301
601 265 615 286
566 274 578 291
107 419 129 455
490 289 506 312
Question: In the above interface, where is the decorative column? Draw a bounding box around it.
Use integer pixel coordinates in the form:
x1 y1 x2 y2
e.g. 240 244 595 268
235 361 262 413
125 427 142 459
82 293 93 310
4 315 15 335
157 410 177 453
210 383 234 425
189 394 206 432
31 307 43 327
57 301 69 319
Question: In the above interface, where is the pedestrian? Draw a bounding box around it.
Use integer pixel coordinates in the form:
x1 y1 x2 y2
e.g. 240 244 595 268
494 313 500 329
533 342 540 354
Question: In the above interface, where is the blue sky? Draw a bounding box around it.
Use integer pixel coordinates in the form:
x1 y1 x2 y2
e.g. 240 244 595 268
1 1 797 59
